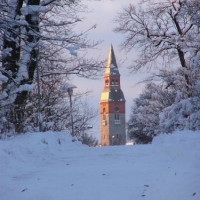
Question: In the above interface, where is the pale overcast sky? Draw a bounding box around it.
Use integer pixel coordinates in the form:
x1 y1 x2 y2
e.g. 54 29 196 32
73 0 148 139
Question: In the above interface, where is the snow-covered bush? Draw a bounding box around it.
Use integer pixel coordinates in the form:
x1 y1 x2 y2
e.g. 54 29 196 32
128 83 175 144
78 133 98 147
160 97 200 133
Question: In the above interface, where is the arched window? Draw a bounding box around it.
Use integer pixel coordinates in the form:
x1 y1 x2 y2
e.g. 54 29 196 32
115 80 118 85
115 107 119 112
111 80 114 85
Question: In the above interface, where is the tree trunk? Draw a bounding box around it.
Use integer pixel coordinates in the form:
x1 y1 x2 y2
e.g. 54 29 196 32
177 48 191 96
14 0 41 133
1 0 41 133
2 0 23 82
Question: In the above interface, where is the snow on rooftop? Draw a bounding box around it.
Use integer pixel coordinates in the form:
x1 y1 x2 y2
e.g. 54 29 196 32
0 130 199 200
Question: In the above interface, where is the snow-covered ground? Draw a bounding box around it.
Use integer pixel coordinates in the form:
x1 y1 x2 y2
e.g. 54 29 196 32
0 131 199 200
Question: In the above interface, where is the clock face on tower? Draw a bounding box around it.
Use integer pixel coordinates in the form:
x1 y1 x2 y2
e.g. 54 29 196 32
100 45 126 146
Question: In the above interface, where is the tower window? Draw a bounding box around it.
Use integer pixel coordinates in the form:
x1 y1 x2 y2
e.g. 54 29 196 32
115 114 119 120
115 107 119 112
115 80 118 85
105 80 109 86
111 80 114 85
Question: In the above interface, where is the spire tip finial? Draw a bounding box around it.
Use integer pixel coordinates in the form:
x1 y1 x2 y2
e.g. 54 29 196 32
110 43 113 49
105 43 119 76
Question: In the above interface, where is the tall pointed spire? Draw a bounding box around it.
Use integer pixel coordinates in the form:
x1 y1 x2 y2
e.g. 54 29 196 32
100 45 126 146
107 44 118 67
105 44 120 76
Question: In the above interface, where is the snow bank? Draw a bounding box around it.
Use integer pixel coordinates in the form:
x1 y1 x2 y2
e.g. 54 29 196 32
0 131 199 200
152 131 200 161
0 132 83 164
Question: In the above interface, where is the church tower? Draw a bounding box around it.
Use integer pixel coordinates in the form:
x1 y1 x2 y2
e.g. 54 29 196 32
100 45 126 146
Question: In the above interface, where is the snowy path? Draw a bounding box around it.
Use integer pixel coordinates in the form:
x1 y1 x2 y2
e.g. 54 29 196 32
0 131 200 200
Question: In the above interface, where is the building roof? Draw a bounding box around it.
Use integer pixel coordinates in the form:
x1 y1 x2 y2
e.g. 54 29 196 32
105 44 120 77
100 88 126 102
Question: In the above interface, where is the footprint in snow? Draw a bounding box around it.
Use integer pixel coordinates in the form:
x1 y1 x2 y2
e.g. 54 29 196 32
21 188 28 192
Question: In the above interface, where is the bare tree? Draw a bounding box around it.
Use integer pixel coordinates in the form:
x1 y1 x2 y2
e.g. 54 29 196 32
115 0 200 94
159 0 200 134
118 0 200 139
0 0 103 135
24 82 97 135
183 0 200 69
